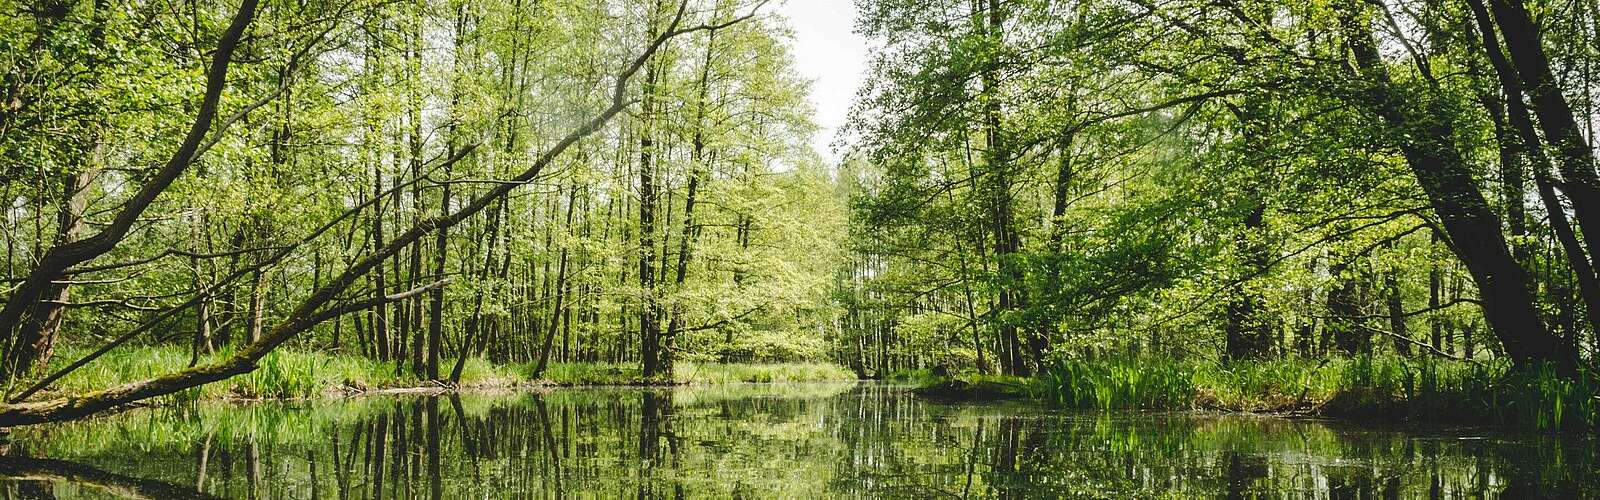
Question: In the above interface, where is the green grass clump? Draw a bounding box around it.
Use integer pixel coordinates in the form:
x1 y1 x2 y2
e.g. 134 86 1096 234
1026 355 1600 431
1405 360 1599 432
1040 357 1194 410
33 346 217 403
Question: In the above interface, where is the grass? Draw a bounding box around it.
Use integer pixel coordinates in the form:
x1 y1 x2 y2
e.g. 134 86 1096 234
522 360 857 385
17 345 857 406
781 357 1600 431
29 346 526 404
1024 355 1600 432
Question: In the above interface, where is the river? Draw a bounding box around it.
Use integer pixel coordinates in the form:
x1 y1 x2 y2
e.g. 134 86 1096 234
0 382 1592 498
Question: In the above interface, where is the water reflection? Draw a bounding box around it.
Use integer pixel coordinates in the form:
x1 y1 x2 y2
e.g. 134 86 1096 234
0 383 1593 498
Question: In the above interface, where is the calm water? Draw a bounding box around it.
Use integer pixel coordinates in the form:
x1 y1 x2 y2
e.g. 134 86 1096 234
0 383 1593 498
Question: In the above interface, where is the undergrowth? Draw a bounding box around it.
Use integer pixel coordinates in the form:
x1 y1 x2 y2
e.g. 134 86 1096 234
1029 355 1599 431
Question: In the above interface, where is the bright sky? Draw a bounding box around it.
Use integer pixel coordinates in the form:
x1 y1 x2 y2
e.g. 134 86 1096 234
773 0 869 163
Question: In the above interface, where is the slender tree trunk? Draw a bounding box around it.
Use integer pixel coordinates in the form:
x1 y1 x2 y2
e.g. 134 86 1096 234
190 280 213 367
1324 251 1365 355
425 161 450 380
428 4 472 381
453 200 503 382
638 53 664 378
978 0 1038 375
662 27 718 376
1043 131 1074 363
247 270 265 344
532 186 576 378
369 116 390 361
1385 242 1412 356
406 20 426 368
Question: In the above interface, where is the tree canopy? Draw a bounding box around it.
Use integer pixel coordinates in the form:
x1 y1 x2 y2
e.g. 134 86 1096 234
836 0 1600 378
0 0 1597 427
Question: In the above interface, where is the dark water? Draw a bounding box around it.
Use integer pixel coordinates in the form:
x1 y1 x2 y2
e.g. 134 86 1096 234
0 383 1593 498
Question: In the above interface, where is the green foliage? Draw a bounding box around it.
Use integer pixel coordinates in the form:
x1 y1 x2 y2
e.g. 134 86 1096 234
0 0 852 411
1408 361 1600 432
837 0 1600 413
884 368 939 385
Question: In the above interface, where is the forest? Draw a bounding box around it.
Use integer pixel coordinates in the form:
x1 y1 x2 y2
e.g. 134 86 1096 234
1 0 1599 439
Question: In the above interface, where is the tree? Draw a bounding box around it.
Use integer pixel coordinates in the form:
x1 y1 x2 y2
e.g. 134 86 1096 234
0 0 773 427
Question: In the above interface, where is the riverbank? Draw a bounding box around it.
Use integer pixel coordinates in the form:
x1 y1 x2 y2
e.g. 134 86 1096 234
21 346 856 404
898 356 1600 432
24 348 1594 433
14 380 1590 498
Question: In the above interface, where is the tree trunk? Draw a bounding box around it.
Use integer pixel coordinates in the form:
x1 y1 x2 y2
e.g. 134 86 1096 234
1324 253 1365 355
662 27 718 376
0 0 729 427
1338 2 1572 371
1040 131 1074 364
0 0 256 375
638 51 664 378
453 199 504 382
369 135 390 360
246 271 265 344
6 171 91 380
1384 243 1412 356
1225 188 1273 360
532 186 576 378
1429 232 1443 351
425 174 448 381
1468 0 1600 350
979 0 1039 375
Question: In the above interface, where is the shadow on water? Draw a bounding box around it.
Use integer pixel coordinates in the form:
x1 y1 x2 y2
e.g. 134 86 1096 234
0 382 1594 498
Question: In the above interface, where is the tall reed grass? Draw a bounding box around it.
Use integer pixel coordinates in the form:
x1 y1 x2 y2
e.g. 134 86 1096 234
1032 355 1598 431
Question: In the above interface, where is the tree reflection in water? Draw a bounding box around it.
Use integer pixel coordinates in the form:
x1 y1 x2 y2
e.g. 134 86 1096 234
0 383 1593 498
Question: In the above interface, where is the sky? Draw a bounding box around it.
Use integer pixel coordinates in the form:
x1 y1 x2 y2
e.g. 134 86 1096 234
772 0 870 163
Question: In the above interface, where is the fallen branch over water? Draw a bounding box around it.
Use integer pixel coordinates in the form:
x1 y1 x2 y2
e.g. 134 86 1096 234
0 456 224 500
